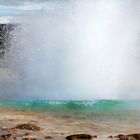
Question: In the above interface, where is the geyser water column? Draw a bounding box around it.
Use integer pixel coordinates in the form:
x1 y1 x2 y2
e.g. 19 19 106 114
0 22 21 99
16 0 140 100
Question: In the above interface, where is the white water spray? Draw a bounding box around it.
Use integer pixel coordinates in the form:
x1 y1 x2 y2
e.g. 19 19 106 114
2 0 140 100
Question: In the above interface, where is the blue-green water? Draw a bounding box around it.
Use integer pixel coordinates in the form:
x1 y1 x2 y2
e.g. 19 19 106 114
0 100 140 123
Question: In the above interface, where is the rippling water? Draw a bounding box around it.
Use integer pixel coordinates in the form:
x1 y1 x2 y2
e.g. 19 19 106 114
0 100 140 123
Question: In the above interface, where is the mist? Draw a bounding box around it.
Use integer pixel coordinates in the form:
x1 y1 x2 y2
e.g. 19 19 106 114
1 0 140 100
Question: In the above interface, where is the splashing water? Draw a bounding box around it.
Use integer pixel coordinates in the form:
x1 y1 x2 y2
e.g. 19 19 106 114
0 0 140 100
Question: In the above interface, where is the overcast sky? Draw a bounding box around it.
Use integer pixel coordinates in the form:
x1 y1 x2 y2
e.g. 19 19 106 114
0 0 70 16
0 0 46 6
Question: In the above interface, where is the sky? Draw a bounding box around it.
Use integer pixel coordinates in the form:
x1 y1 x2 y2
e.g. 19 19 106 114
0 0 58 16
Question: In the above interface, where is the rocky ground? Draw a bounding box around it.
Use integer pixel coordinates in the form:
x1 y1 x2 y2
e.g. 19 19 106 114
0 109 139 140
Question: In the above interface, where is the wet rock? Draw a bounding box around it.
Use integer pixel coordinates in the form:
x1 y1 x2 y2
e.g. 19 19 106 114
127 134 140 139
114 133 140 140
15 123 41 131
45 136 53 139
108 135 113 139
1 127 7 131
22 138 36 140
0 130 13 140
0 131 11 137
24 132 31 136
66 134 93 140
5 128 17 133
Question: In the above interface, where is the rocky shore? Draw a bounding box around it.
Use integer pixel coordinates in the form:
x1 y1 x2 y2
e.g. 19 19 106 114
0 109 139 140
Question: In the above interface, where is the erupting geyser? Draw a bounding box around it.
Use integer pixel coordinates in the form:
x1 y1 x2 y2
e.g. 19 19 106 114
0 0 140 100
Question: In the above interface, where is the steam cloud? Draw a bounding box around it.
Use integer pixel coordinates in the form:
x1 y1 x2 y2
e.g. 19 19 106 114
1 0 140 100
